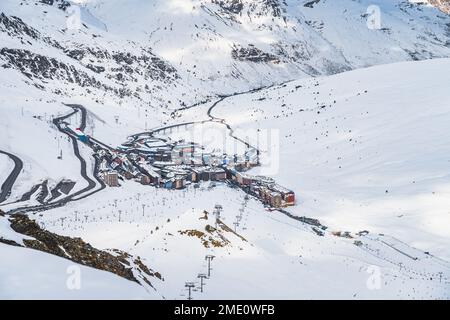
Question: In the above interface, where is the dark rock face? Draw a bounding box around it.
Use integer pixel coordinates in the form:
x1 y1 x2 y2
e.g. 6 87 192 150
210 0 285 19
0 13 40 39
0 48 112 91
111 50 179 82
39 0 71 11
303 0 322 9
65 46 179 83
8 214 161 286
232 44 280 63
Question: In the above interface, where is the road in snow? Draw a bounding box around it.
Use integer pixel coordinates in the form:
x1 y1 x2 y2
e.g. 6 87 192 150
0 150 23 203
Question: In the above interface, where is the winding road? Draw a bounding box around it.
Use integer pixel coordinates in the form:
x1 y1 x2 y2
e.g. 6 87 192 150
6 104 106 215
0 150 23 203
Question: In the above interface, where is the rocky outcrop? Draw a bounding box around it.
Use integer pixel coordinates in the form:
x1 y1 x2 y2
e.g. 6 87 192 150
111 50 179 82
249 0 285 18
39 0 71 11
0 12 179 102
232 44 280 63
211 0 244 14
0 13 61 48
0 48 134 97
7 214 161 286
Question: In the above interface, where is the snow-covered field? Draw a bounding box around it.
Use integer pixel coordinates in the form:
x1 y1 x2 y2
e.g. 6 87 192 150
0 243 150 299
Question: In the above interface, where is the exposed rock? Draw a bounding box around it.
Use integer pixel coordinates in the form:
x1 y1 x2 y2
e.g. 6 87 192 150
7 214 161 287
39 0 71 11
0 48 126 96
0 13 61 48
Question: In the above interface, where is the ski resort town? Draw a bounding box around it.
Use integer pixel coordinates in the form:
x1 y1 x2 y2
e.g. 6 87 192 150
86 133 296 209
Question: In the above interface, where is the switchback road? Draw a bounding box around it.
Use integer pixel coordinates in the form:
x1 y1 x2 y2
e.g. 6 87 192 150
7 104 105 215
0 150 23 204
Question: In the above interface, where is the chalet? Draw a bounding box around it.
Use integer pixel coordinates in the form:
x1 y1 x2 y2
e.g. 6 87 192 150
245 148 259 165
269 192 283 208
110 157 122 170
140 175 151 185
236 172 253 186
253 176 275 185
269 184 295 207
258 186 271 204
202 153 211 165
102 171 119 187
192 167 210 182
161 179 173 189
148 170 161 185
160 169 176 180
153 161 177 168
200 170 210 181
188 155 204 167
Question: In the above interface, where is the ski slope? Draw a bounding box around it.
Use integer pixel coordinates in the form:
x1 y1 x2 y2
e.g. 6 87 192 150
178 58 450 261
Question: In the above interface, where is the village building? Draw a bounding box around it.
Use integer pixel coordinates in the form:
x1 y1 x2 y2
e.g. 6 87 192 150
161 179 173 189
108 135 296 209
236 172 253 186
148 170 161 185
140 174 151 185
102 171 119 187
210 168 226 181
122 170 134 180
173 143 195 157
153 149 172 162
269 192 283 208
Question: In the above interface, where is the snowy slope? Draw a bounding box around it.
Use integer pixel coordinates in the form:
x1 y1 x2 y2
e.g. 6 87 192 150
2 59 446 300
25 173 450 299
175 58 450 261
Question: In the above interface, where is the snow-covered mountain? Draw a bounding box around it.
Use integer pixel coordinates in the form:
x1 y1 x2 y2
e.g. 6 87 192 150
1 0 450 299
1 0 450 108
